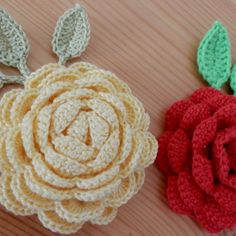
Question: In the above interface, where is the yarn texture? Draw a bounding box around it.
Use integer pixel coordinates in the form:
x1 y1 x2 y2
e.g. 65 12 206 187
197 21 231 89
0 5 157 234
0 8 30 77
0 62 157 234
156 87 236 233
52 4 90 64
156 21 236 233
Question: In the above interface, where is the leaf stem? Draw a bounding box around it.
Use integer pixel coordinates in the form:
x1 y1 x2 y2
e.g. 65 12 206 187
18 58 30 77
58 56 67 65
0 72 24 88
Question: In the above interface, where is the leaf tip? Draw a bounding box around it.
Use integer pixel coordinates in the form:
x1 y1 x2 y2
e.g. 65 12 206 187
74 3 83 9
212 21 228 34
213 20 223 27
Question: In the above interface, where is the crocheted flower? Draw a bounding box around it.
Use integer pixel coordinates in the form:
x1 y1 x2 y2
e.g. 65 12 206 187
156 87 236 233
0 62 157 234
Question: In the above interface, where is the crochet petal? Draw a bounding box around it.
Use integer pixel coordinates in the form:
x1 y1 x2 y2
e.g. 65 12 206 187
69 61 97 73
11 172 55 211
213 126 236 189
165 100 193 131
55 200 104 224
215 103 236 127
106 170 144 208
178 171 205 211
192 153 215 194
39 68 82 88
167 175 192 214
179 103 211 134
82 69 131 94
227 140 236 171
156 131 173 175
190 87 221 104
205 94 236 113
214 185 236 212
192 117 217 153
0 89 22 126
196 203 236 233
38 211 83 234
168 129 191 173
25 63 63 89
10 89 38 125
90 207 118 225
139 132 158 168
0 175 35 216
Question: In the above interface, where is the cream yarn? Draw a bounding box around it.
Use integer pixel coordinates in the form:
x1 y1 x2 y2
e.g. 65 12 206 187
0 62 157 234
0 4 158 234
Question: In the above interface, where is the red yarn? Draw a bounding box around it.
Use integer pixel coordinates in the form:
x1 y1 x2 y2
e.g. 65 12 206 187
156 87 236 233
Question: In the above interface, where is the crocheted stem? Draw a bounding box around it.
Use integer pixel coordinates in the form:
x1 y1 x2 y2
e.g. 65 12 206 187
18 58 30 77
0 72 24 88
58 56 67 65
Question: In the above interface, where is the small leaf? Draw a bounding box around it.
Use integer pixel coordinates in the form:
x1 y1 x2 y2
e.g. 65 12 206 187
52 4 90 64
0 9 29 70
197 21 231 89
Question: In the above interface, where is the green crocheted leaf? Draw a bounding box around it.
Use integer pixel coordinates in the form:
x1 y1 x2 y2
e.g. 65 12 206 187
197 21 231 89
0 8 29 71
52 4 90 64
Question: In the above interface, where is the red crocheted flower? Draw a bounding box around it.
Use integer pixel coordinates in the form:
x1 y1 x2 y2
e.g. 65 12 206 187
156 87 236 233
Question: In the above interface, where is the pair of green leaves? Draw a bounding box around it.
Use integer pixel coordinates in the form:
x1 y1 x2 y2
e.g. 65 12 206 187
197 21 236 94
0 4 90 83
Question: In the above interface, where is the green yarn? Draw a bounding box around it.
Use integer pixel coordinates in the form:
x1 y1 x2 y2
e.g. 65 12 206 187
0 8 30 77
0 4 90 86
52 4 90 65
197 21 231 89
0 72 24 88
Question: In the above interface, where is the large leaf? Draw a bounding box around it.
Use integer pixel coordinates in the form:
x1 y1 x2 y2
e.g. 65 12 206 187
197 21 231 89
52 4 90 64
0 9 29 70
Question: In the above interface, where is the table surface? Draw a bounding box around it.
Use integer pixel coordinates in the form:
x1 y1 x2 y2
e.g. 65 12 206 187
1 0 236 235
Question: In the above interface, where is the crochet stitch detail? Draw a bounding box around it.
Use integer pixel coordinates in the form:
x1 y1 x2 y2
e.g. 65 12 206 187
0 4 90 86
52 4 90 65
156 87 236 233
0 8 30 76
0 62 157 234
197 21 231 89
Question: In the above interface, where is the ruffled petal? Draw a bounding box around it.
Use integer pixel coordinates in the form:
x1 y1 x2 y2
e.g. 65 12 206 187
195 203 236 233
167 175 192 214
165 100 193 131
177 171 205 211
214 185 236 212
179 103 211 134
192 153 215 194
156 131 173 175
190 87 221 104
168 129 191 173
38 211 83 234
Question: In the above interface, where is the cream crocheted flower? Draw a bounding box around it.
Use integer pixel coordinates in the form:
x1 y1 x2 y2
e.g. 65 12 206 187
0 62 157 234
